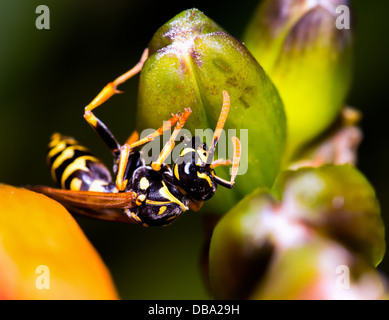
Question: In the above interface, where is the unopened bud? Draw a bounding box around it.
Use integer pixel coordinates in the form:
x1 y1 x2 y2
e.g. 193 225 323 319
244 0 353 160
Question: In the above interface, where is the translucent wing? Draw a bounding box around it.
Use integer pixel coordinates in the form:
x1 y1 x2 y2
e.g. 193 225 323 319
28 186 136 223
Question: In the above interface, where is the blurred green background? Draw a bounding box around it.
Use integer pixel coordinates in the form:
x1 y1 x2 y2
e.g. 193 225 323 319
0 0 388 299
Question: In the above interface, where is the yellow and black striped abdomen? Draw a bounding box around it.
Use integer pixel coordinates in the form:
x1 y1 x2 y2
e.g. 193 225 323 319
47 133 115 192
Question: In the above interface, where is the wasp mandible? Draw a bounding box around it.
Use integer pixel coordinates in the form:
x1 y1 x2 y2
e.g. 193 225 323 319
31 49 241 226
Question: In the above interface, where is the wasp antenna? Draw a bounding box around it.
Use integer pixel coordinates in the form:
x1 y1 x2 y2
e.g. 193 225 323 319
208 136 241 188
206 90 230 165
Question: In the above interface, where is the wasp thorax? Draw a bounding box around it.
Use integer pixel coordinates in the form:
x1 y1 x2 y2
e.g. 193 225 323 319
128 166 189 227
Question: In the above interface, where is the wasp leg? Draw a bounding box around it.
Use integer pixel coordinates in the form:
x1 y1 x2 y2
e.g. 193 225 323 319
127 112 181 149
115 112 183 191
211 136 241 189
126 130 140 145
83 49 149 156
188 199 204 212
115 144 132 191
84 48 148 113
151 108 192 171
84 111 122 158
206 90 230 164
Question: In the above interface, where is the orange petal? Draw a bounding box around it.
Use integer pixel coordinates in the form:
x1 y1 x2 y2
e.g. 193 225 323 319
0 184 119 299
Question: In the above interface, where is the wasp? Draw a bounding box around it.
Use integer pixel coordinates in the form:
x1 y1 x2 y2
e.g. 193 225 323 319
31 49 241 226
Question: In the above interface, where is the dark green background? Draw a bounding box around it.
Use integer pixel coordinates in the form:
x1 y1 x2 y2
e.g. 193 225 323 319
0 0 388 299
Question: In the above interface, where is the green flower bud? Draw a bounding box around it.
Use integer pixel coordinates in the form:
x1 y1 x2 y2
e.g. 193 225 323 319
136 9 286 212
209 165 385 299
209 189 276 299
252 238 388 300
274 165 385 266
243 0 353 160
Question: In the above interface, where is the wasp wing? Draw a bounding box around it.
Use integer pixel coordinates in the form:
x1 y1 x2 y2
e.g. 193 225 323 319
28 186 136 223
63 205 135 223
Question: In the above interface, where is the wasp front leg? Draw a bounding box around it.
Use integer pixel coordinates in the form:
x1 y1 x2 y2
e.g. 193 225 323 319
114 112 184 191
151 108 192 171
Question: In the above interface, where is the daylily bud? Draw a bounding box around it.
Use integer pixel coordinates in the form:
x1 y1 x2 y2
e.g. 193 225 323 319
136 9 286 211
275 165 385 266
209 190 277 299
0 185 118 299
243 0 353 161
253 238 388 300
209 165 385 299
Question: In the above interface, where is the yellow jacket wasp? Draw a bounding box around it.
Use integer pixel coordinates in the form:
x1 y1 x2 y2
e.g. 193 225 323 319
31 49 241 226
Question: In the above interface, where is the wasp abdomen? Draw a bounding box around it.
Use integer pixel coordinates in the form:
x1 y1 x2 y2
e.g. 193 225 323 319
47 133 115 192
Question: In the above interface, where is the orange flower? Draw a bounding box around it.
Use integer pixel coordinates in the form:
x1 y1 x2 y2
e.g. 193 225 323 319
0 184 118 299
